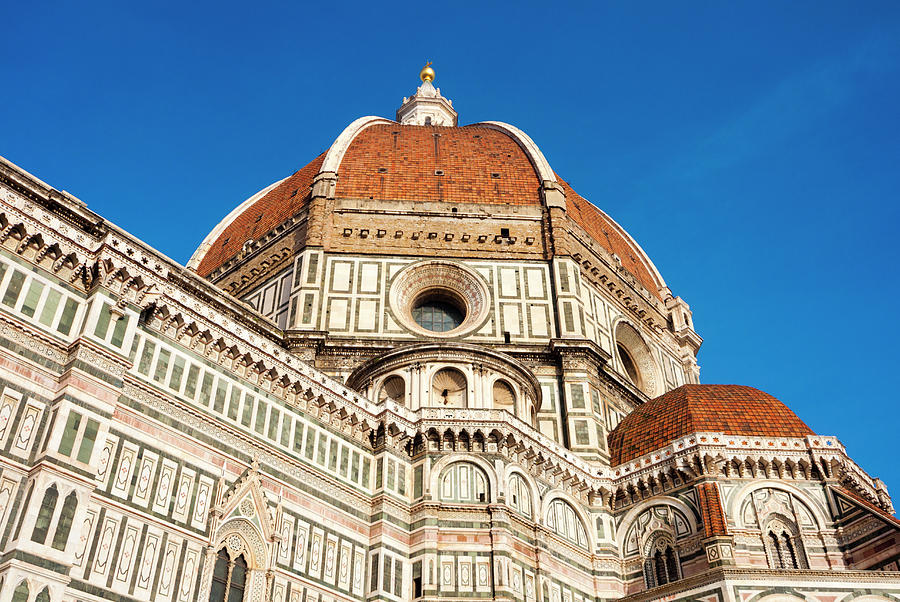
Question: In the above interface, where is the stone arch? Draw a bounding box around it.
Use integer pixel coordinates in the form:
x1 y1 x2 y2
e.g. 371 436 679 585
503 465 538 503
491 377 517 413
31 483 59 544
10 580 29 602
727 480 828 530
376 373 406 405
214 517 267 570
204 517 269 602
437 461 490 504
642 529 676 559
429 366 470 408
641 530 682 589
51 490 78 551
761 513 808 570
428 454 498 503
615 496 700 552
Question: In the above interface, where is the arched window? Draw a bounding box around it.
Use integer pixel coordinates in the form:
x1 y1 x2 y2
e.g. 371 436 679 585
507 473 532 518
439 462 489 503
52 492 78 550
653 548 666 584
210 548 229 601
643 537 681 589
209 547 248 602
35 587 51 602
31 484 59 544
764 519 804 569
545 499 588 549
11 581 29 602
665 546 679 582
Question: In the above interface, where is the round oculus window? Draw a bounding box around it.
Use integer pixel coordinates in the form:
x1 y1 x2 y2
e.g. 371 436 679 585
388 260 491 338
411 293 465 333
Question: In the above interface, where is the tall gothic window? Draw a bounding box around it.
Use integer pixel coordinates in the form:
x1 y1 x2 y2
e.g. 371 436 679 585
764 520 804 570
229 555 247 602
643 539 681 589
35 587 51 602
31 485 59 544
665 546 679 582
52 492 78 551
209 547 248 602
768 532 784 569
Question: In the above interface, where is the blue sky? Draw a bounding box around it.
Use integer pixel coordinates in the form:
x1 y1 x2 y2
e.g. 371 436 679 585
4 2 900 492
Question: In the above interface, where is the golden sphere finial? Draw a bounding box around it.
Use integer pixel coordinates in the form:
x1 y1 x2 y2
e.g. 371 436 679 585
420 61 435 83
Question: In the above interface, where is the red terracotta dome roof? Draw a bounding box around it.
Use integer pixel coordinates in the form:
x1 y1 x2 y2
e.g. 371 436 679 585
193 121 665 298
608 384 814 466
334 124 542 205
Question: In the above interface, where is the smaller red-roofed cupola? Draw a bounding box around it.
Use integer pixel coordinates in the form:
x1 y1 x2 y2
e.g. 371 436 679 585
608 384 814 466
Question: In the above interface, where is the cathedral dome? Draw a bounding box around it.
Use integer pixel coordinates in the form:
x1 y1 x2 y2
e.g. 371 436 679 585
607 384 815 465
190 116 667 301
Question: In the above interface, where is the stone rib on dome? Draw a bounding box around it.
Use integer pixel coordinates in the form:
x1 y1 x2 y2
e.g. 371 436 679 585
196 152 325 277
559 177 662 297
608 384 815 466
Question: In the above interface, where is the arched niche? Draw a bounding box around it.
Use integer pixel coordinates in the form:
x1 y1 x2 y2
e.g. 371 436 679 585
431 367 468 408
378 374 406 405
346 342 542 417
492 379 516 413
613 320 661 396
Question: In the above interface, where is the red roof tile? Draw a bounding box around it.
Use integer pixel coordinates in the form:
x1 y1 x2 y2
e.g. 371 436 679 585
608 385 814 465
334 124 542 205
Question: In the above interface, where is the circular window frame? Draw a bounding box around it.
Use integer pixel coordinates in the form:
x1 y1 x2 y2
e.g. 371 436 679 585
389 261 491 339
